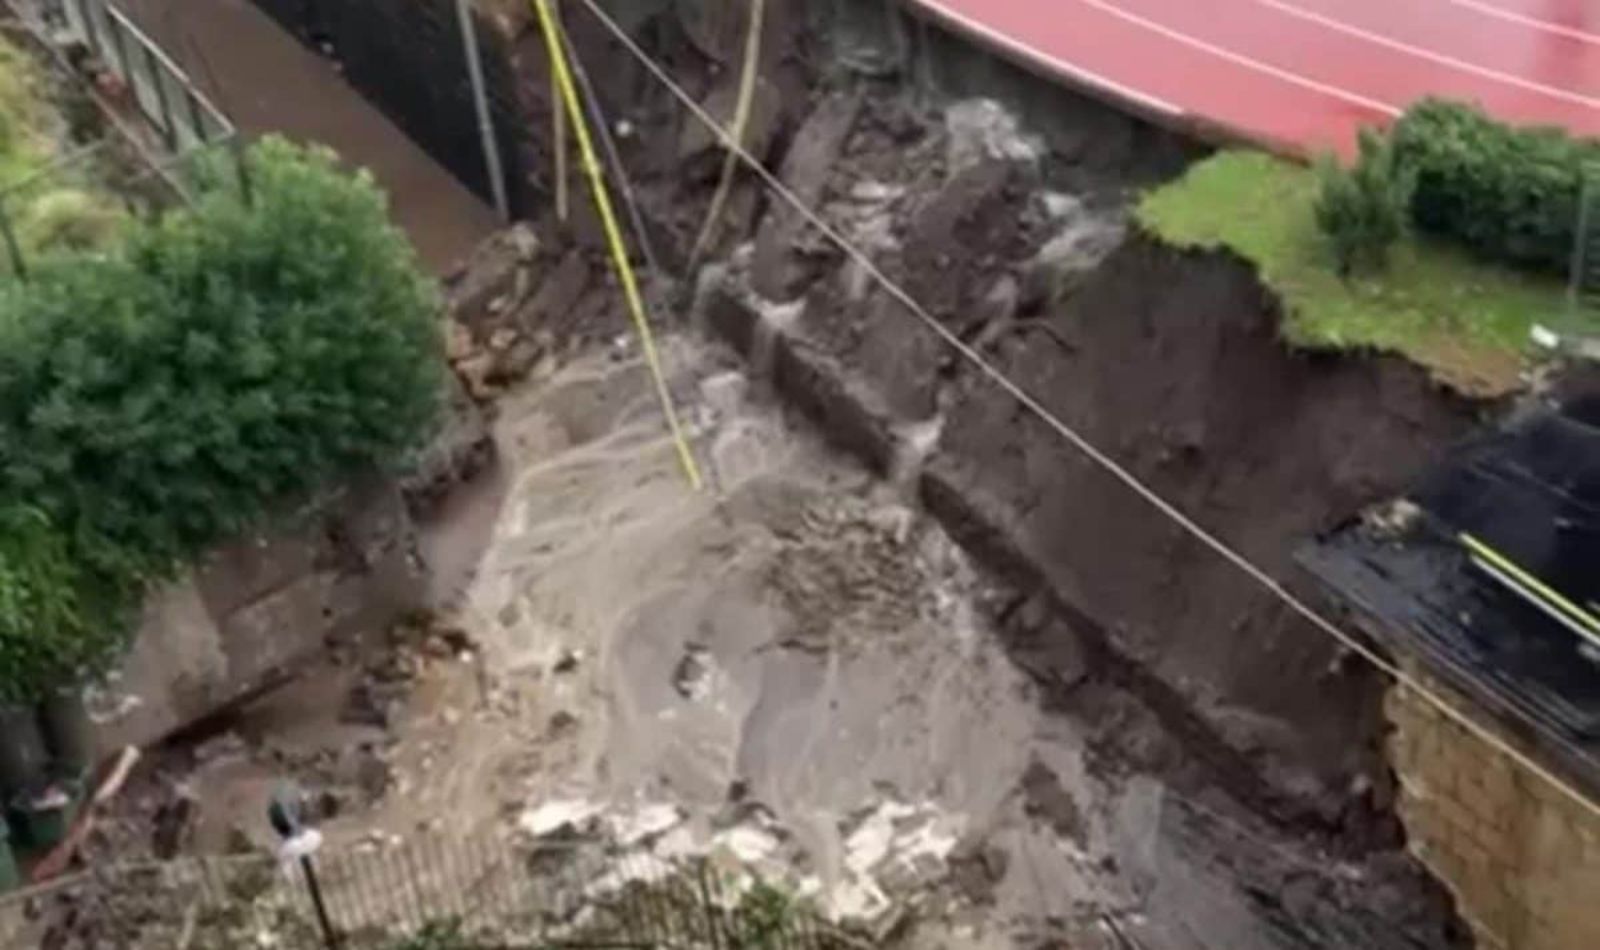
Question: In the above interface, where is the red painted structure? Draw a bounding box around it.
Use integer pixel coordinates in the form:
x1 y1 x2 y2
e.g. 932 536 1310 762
910 0 1600 156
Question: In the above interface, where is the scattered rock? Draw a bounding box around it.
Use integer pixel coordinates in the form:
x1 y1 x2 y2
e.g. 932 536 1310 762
548 710 579 738
518 799 602 838
609 803 684 847
192 731 247 765
671 644 713 700
944 99 1042 177
1020 759 1086 845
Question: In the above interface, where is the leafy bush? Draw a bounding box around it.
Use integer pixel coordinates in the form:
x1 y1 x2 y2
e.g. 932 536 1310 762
389 920 472 950
1314 128 1415 275
0 136 442 696
20 187 127 255
1390 99 1598 274
0 508 133 704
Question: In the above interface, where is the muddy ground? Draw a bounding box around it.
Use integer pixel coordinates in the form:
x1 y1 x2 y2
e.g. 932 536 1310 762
90 2 1494 948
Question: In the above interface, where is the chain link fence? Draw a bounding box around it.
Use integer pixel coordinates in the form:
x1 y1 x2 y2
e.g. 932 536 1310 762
0 838 859 949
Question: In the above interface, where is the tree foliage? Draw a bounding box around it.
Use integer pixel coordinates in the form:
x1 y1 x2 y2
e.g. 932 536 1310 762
1391 98 1597 274
0 136 442 699
0 508 132 704
1314 128 1415 276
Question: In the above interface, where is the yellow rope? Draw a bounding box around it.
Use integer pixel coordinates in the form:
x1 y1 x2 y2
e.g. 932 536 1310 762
533 0 703 491
687 0 766 270
1461 532 1600 644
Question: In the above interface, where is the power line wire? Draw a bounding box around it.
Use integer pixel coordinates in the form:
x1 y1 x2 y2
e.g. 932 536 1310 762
571 0 1600 820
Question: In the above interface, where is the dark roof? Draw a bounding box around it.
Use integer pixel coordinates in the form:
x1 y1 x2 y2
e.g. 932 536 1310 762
1298 396 1600 788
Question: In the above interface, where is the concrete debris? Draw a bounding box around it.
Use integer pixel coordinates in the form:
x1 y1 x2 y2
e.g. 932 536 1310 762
944 99 1042 176
608 803 685 847
715 824 781 864
518 799 603 838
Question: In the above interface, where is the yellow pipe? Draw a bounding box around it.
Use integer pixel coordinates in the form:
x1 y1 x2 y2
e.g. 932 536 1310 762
1460 532 1600 643
532 0 703 491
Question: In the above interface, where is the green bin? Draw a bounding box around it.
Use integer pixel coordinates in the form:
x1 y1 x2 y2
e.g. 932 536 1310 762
8 779 79 852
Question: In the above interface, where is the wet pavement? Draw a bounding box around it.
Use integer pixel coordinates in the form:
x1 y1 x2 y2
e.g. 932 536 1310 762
117 0 497 273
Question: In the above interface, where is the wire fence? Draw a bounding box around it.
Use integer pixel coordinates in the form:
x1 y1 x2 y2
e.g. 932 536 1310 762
24 0 233 150
0 837 859 949
0 0 249 278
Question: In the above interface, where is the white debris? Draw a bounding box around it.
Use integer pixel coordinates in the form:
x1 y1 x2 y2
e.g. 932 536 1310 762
610 803 684 847
945 99 1042 176
1531 323 1561 349
518 799 602 838
717 825 781 864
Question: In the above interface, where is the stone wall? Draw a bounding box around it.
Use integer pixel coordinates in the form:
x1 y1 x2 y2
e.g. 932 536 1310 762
92 482 427 752
1386 667 1600 950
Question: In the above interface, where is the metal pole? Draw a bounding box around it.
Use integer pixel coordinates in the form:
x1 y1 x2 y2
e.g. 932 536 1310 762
1571 169 1594 324
455 0 510 221
299 855 341 949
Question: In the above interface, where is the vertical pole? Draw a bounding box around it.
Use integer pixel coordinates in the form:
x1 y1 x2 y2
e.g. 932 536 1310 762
1571 168 1594 324
299 855 341 949
455 0 510 221
0 199 28 280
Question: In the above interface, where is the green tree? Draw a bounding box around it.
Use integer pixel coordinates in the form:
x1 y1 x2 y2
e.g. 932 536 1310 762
1314 128 1415 276
0 136 443 699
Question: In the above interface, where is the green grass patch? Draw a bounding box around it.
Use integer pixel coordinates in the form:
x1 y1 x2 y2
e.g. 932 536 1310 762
1136 150 1571 396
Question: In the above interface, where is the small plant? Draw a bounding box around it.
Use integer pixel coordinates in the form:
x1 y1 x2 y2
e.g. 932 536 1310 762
1314 128 1415 276
389 919 473 950
0 507 132 705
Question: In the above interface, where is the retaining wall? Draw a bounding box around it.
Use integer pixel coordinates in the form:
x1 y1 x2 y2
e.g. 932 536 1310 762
94 482 426 751
1387 665 1600 950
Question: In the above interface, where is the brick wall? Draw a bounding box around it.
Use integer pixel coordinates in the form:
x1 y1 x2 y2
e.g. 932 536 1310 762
1386 667 1600 950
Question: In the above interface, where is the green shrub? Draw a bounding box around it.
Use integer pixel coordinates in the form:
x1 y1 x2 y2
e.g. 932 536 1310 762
0 137 442 697
1314 128 1415 275
1391 99 1598 274
20 187 127 255
0 508 133 704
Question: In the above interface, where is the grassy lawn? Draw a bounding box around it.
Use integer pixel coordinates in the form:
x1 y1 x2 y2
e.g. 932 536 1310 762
1136 150 1571 397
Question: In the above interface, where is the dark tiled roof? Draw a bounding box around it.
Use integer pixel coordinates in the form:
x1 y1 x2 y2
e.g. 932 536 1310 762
1298 398 1600 788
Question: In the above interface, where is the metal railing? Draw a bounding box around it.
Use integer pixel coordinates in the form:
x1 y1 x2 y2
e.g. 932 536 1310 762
0 837 858 949
25 0 234 151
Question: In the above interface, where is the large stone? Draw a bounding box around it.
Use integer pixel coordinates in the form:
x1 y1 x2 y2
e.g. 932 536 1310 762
751 94 862 301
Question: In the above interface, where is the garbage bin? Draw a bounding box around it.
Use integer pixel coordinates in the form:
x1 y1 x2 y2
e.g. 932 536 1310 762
8 777 79 852
0 705 48 799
